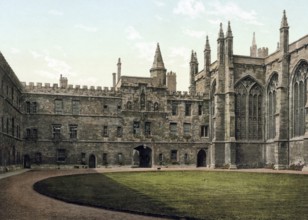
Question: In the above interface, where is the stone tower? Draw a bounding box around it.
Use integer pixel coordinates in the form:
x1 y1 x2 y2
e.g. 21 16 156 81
150 43 167 86
59 74 68 88
166 71 177 92
250 32 257 57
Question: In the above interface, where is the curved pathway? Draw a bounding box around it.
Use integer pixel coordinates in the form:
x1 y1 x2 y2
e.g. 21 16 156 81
0 167 307 220
0 169 167 220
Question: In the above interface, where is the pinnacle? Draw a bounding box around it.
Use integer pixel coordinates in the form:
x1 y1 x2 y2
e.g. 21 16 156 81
205 35 211 50
151 43 165 70
226 21 233 37
281 10 289 28
252 32 256 45
218 23 224 39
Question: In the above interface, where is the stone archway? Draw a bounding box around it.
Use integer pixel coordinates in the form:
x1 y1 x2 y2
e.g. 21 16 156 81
24 155 31 168
197 150 206 167
89 154 96 168
133 145 152 168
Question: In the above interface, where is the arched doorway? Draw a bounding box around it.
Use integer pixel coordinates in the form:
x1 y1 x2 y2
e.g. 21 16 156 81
134 145 152 168
89 154 96 168
197 150 206 167
24 155 31 168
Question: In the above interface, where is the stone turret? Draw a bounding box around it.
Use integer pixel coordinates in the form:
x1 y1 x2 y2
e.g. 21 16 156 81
150 43 167 86
203 35 211 98
117 58 121 82
166 71 176 92
59 74 68 88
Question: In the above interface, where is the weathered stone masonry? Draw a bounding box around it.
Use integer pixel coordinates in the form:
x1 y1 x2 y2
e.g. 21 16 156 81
0 11 307 171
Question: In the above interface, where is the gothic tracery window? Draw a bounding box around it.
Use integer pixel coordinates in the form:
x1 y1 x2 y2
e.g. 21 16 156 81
267 74 278 139
235 77 263 140
293 62 308 137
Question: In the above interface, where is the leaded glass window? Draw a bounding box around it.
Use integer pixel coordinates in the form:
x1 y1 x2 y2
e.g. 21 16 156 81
235 77 263 140
293 62 308 137
268 74 278 139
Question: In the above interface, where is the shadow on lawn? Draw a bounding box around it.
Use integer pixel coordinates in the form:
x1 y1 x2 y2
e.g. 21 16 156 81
33 173 202 220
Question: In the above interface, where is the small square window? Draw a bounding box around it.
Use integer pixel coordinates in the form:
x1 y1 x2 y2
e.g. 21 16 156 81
69 125 78 139
185 103 191 116
171 150 178 162
117 126 123 137
103 126 108 137
133 121 140 135
170 123 177 135
201 125 208 137
57 149 66 162
172 103 178 115
183 123 191 136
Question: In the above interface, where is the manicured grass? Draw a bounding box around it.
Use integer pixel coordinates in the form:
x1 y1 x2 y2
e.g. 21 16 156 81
34 171 308 220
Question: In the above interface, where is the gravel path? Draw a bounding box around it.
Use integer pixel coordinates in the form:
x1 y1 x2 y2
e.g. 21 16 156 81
0 167 307 220
0 169 168 220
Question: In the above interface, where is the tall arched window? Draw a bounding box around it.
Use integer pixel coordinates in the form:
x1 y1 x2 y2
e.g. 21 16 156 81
235 77 263 140
267 74 278 139
293 62 308 137
210 81 216 140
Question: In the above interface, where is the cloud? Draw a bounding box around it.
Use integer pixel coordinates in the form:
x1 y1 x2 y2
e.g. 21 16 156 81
208 1 263 26
30 50 42 59
169 46 190 58
155 15 164 21
74 24 98 32
48 10 63 16
30 49 73 77
10 48 21 54
135 42 157 61
208 19 221 25
173 0 205 18
126 26 142 40
154 0 165 7
183 28 206 38
44 55 72 74
168 46 190 67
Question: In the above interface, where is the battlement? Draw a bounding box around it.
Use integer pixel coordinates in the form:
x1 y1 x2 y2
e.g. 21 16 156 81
168 90 205 99
167 71 176 76
21 81 120 96
257 47 269 58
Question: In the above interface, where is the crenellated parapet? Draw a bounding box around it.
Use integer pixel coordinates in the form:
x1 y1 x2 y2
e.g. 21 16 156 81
21 82 121 97
167 90 206 100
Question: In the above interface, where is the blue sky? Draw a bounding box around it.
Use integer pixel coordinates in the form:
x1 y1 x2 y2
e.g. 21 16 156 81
0 0 307 91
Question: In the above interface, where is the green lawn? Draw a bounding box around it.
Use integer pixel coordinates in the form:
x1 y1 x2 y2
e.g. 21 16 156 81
34 171 308 220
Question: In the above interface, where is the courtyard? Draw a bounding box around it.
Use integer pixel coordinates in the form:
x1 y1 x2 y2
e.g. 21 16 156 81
1 168 307 220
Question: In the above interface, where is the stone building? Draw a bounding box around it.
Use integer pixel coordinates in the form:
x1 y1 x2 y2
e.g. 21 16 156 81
0 11 307 171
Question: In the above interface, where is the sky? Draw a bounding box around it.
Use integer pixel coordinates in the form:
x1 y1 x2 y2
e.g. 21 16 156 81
0 0 307 91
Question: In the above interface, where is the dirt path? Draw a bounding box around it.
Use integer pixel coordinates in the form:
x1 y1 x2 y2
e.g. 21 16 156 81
0 169 168 220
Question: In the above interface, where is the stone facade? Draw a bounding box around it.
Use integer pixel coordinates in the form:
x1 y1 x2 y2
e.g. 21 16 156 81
0 11 308 171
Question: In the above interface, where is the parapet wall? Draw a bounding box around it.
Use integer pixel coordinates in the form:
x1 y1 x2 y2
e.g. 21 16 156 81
22 82 121 97
167 90 206 100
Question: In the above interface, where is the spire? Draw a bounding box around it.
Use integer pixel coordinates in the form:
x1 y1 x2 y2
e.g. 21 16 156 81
252 32 256 45
250 32 257 57
226 21 233 37
280 10 289 28
218 23 224 39
151 43 165 70
205 35 210 51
